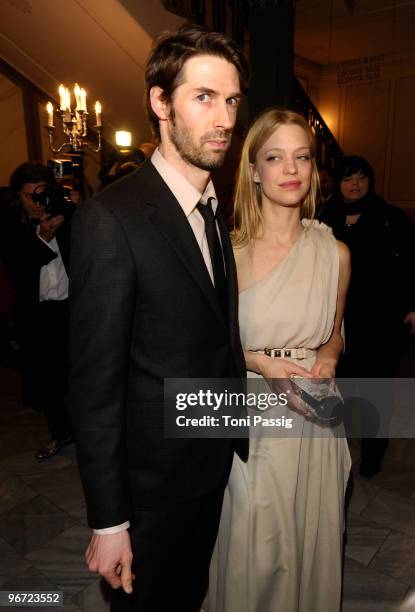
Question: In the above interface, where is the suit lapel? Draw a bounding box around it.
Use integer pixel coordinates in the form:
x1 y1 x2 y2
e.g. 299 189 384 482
216 208 238 330
216 208 246 376
140 163 227 329
56 226 70 274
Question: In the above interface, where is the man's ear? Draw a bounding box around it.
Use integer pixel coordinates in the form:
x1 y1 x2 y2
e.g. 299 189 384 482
149 86 169 122
250 163 260 184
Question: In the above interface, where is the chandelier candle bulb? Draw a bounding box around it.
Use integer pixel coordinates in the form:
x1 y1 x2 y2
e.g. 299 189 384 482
74 83 81 110
65 88 71 112
46 102 54 127
95 101 102 126
58 84 66 110
80 88 87 111
63 93 72 122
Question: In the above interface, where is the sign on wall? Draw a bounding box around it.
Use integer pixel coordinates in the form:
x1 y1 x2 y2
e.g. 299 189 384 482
337 55 384 85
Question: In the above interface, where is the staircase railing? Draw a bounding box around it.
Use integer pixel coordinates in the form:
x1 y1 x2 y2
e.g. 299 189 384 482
292 78 343 167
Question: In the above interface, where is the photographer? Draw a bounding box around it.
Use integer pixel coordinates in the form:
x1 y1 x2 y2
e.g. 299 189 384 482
0 161 74 459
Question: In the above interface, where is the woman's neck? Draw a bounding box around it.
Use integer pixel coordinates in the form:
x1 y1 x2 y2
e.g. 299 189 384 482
259 201 302 246
345 213 361 225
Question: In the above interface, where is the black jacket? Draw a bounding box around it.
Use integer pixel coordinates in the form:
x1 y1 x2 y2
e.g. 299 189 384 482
322 193 415 358
0 207 70 328
68 161 247 528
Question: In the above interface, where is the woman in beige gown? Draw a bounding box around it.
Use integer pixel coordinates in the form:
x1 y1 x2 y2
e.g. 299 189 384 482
208 109 351 612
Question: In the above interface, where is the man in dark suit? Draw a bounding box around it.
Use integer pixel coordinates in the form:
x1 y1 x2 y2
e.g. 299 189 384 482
69 24 249 612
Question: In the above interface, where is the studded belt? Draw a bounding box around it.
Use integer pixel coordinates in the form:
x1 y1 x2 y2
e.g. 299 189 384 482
254 348 315 360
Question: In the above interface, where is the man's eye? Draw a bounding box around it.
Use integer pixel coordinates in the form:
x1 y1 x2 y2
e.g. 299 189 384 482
227 97 240 107
196 94 210 102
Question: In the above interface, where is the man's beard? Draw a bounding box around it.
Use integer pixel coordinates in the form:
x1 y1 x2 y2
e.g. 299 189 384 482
169 114 231 171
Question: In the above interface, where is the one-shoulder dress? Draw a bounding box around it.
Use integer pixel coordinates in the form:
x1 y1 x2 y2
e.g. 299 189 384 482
207 220 351 612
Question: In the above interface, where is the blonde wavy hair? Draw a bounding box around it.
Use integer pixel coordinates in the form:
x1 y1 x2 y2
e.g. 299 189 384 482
233 108 319 247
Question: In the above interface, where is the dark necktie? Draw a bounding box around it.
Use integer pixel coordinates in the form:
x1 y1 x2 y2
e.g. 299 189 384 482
197 198 228 319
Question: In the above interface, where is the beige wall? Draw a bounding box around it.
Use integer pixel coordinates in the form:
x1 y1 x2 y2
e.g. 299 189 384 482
294 55 322 109
0 74 27 187
313 51 415 217
341 80 391 195
389 76 415 205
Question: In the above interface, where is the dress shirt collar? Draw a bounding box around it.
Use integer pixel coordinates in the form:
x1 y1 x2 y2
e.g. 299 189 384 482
151 148 218 215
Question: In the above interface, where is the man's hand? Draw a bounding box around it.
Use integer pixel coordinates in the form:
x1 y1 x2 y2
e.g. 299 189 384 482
39 214 65 242
85 530 134 594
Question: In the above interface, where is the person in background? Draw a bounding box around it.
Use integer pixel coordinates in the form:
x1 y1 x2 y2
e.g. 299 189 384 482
0 162 73 459
316 164 335 220
322 155 415 477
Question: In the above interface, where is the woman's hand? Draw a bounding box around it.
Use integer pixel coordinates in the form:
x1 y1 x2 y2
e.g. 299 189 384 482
244 350 310 379
245 351 314 417
260 356 311 380
310 358 336 380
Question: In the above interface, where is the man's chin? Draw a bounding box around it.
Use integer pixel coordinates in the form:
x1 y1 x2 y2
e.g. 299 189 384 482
198 150 228 171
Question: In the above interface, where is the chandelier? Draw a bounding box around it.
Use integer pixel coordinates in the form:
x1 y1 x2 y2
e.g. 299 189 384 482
45 83 102 154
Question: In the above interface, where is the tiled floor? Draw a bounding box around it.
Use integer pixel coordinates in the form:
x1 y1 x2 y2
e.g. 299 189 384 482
1 366 415 611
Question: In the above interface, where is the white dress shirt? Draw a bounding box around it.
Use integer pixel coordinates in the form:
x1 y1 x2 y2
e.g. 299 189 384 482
36 229 69 302
152 147 222 284
93 148 223 535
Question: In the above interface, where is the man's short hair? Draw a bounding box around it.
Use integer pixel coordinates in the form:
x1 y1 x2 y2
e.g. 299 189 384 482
145 23 249 139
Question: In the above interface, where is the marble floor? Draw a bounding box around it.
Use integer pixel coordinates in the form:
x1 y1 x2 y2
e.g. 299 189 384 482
1 366 415 612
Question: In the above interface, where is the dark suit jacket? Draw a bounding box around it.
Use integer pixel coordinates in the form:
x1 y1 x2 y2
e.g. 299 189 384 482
0 208 70 333
68 160 247 529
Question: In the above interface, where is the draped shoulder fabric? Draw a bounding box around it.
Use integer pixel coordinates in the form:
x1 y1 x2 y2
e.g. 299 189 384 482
208 220 351 612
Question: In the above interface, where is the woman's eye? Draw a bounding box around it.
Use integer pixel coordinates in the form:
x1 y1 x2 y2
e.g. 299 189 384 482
298 155 311 161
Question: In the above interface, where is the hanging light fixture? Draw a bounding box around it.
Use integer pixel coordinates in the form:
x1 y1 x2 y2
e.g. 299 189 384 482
45 83 103 154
